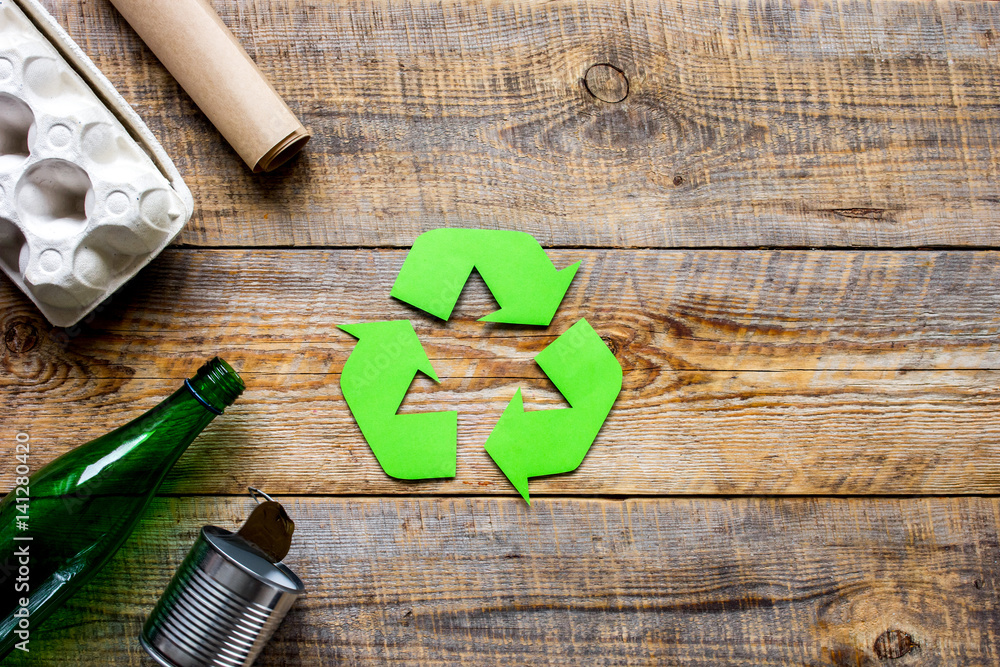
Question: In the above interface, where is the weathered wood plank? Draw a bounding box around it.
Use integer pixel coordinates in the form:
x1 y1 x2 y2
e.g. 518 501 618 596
4 496 998 666
5 249 1000 372
35 0 1000 247
3 249 999 496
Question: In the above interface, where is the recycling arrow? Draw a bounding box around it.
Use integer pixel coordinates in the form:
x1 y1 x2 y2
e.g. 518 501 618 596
339 320 457 479
484 318 622 503
390 228 580 325
341 229 622 502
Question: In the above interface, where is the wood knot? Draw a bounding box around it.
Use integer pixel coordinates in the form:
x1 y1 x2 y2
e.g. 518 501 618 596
4 319 39 355
600 334 621 356
873 629 918 660
585 64 628 103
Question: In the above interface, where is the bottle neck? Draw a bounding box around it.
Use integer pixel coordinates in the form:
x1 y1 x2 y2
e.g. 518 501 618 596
23 358 245 499
142 357 244 467
185 357 245 414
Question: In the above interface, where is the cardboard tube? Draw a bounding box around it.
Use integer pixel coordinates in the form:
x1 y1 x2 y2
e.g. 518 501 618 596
108 0 310 172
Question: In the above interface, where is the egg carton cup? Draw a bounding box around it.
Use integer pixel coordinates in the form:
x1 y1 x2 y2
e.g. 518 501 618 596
0 0 193 327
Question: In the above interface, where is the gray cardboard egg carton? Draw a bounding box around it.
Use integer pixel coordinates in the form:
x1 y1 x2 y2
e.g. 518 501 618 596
0 0 193 327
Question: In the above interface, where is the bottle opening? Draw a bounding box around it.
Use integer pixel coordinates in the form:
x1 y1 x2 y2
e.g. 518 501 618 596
187 357 245 413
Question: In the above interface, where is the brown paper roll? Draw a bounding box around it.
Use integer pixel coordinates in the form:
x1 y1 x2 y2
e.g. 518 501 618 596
108 0 310 172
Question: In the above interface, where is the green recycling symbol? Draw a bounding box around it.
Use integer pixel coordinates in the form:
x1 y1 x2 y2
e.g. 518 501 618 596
339 229 623 503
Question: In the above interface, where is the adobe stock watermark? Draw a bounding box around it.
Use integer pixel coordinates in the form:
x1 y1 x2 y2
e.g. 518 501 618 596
8 432 32 653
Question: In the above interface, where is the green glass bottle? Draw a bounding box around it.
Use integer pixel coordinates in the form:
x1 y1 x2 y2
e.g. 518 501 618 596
0 356 244 659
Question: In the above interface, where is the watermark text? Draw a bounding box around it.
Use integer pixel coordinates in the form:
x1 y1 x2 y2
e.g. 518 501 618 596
11 432 31 653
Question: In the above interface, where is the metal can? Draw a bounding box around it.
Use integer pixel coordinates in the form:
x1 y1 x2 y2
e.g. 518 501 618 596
140 525 305 667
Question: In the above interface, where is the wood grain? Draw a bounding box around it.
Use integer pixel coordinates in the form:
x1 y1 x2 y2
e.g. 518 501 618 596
3 249 999 496
3 0 999 663
34 0 1000 248
4 496 998 666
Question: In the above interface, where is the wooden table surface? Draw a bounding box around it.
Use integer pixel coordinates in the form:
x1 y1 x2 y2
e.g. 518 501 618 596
3 0 1000 664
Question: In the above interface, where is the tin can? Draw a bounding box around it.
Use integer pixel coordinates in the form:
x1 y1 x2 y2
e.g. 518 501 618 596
140 525 305 667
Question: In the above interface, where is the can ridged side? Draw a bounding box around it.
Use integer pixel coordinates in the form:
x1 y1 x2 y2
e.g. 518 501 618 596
141 526 305 667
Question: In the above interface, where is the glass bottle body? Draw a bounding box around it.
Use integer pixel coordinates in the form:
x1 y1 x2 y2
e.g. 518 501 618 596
0 358 243 659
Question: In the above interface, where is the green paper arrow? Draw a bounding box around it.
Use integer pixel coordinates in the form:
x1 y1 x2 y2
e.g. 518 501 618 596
391 228 580 325
339 320 457 479
484 318 622 503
